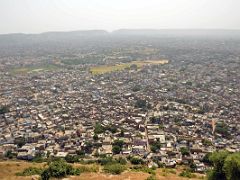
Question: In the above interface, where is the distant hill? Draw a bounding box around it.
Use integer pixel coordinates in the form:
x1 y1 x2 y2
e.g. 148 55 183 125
112 29 240 38
0 29 240 57
0 30 108 45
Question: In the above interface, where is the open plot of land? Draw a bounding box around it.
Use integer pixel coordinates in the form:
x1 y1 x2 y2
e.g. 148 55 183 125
0 161 46 180
90 60 169 75
0 161 204 180
10 64 61 75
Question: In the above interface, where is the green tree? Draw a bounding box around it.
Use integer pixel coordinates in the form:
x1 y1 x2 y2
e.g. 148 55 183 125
113 139 124 148
0 106 9 114
215 123 230 138
112 146 121 154
41 159 75 179
208 151 229 180
130 156 144 165
93 134 98 141
94 122 105 134
223 153 240 180
202 152 213 165
5 150 14 159
14 137 26 148
150 141 161 153
180 147 190 156
65 154 79 163
84 141 93 154
135 99 147 109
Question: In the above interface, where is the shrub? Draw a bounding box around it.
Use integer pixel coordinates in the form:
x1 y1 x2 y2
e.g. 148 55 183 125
41 159 79 180
179 169 196 178
98 157 116 165
130 156 144 165
76 165 99 173
146 175 157 180
16 167 43 176
104 164 126 174
180 147 190 156
116 157 127 165
131 165 156 175
65 154 80 163
112 145 121 154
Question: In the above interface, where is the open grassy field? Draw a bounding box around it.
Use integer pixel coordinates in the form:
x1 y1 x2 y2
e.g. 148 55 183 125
90 60 169 75
0 161 46 180
10 64 61 75
0 161 205 180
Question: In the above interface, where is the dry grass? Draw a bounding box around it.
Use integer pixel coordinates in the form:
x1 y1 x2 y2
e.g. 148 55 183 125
0 161 46 180
0 161 205 180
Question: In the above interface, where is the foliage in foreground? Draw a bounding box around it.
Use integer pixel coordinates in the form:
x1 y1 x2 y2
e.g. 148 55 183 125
207 151 240 180
16 167 43 176
103 163 127 174
179 169 197 178
130 165 156 175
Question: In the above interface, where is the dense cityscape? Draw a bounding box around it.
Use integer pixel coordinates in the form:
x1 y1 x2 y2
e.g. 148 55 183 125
0 30 240 179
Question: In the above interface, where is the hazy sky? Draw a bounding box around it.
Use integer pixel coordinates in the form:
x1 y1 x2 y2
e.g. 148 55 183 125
0 0 240 34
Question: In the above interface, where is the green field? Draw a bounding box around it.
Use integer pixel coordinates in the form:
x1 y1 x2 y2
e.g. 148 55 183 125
90 60 169 75
10 64 61 75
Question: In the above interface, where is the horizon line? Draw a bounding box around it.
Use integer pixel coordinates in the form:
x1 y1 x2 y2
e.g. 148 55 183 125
1 28 240 36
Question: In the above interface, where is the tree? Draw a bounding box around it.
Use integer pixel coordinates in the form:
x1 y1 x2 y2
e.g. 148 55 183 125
65 154 79 163
112 146 121 154
0 106 9 114
130 156 144 165
76 150 85 157
113 139 124 148
150 141 161 153
94 123 105 134
14 137 26 148
202 152 213 165
120 129 124 137
93 134 98 141
5 150 14 159
42 159 74 179
135 99 147 109
208 151 229 180
84 141 93 154
132 85 141 92
180 147 190 156
215 122 230 138
223 153 240 180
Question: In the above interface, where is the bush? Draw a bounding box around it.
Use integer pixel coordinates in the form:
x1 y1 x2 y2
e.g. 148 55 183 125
75 165 99 173
179 169 196 178
112 145 121 154
180 147 190 156
130 156 144 165
41 159 79 180
146 175 157 180
104 164 126 174
94 123 105 134
0 106 9 114
5 150 14 159
150 141 161 153
65 154 80 163
116 157 127 165
98 157 116 165
16 167 43 176
131 165 156 175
